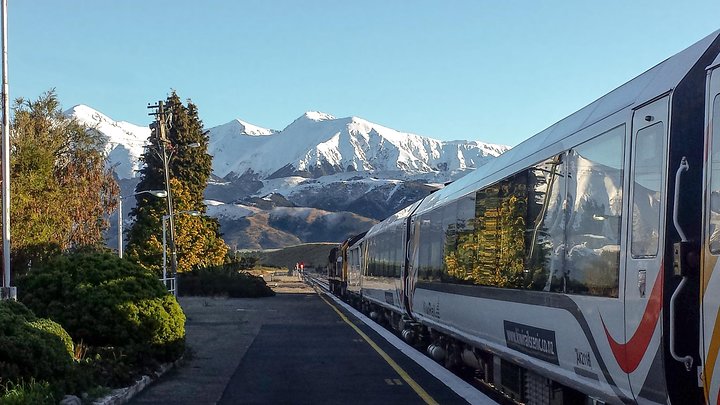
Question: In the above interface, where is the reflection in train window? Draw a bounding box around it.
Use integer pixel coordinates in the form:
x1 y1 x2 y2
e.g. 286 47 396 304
631 123 664 258
564 126 624 296
710 95 720 254
439 125 624 297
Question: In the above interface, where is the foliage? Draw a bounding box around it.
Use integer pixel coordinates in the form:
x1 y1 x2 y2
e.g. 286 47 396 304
0 380 55 405
0 301 72 389
18 251 185 366
178 266 275 298
226 251 260 270
9 90 119 274
126 91 227 273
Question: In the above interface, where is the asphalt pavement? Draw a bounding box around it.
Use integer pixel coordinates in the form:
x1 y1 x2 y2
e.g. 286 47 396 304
130 282 471 405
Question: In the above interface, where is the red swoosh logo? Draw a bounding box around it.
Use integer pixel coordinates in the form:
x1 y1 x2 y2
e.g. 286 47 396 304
601 270 663 373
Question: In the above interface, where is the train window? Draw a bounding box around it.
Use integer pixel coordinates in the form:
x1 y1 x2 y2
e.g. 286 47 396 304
441 201 458 279
526 153 567 292
445 194 476 282
418 213 433 280
461 173 529 288
565 126 624 296
631 122 664 258
710 95 720 254
393 222 403 277
431 126 622 298
428 209 445 280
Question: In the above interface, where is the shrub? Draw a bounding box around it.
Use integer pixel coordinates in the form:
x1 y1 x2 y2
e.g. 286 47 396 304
0 301 72 389
178 267 275 298
18 251 186 366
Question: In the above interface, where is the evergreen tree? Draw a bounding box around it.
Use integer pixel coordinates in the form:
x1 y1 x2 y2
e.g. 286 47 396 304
125 91 227 273
9 90 119 273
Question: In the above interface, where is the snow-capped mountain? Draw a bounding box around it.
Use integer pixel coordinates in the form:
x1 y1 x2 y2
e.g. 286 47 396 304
67 105 150 179
207 111 508 180
66 105 509 183
68 104 510 249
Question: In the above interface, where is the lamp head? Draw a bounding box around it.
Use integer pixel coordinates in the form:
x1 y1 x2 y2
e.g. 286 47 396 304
132 189 168 198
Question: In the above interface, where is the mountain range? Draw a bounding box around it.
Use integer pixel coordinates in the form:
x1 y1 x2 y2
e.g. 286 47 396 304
67 105 509 250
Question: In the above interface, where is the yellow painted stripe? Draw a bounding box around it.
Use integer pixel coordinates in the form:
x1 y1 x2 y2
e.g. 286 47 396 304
317 291 439 405
706 310 720 401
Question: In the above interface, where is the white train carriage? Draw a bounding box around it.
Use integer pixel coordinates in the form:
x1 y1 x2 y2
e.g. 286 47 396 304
338 30 720 404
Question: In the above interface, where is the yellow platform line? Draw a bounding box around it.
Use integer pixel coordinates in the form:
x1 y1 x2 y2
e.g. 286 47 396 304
317 291 439 405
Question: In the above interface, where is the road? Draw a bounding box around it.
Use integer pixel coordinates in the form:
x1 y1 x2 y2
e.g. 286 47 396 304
129 279 474 404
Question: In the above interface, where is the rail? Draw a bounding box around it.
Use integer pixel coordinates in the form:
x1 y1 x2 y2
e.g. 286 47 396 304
160 276 176 296
304 272 329 292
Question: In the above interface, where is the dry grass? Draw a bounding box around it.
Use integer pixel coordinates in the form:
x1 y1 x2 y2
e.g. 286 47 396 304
247 267 315 294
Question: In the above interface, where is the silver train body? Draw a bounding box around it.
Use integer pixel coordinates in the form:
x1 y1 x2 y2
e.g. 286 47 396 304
329 30 720 404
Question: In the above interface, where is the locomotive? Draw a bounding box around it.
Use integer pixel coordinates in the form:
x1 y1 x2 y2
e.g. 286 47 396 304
326 30 720 404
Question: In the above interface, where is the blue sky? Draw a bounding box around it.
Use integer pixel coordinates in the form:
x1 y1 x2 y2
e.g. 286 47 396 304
10 1 720 146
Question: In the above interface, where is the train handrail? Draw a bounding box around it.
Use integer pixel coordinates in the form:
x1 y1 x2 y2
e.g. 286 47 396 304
670 156 693 371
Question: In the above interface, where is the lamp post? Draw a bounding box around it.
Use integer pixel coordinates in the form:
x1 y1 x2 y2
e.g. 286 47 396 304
1 0 13 301
116 189 167 258
162 210 200 295
147 101 201 286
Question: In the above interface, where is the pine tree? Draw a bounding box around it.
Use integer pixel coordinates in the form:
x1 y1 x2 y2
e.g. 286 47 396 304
125 91 227 273
9 90 119 273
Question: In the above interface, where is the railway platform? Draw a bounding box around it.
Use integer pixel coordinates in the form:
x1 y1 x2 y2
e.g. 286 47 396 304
129 280 495 404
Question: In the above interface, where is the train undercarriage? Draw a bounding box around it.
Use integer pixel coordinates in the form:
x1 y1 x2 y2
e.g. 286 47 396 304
337 290 599 405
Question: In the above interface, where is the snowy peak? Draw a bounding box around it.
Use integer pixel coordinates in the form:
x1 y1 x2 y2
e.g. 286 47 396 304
66 105 509 183
207 111 509 180
303 111 336 122
225 119 276 136
66 104 149 179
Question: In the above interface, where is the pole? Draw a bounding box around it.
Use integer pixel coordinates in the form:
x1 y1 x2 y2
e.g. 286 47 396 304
117 196 123 258
1 0 13 299
153 101 177 278
162 215 167 287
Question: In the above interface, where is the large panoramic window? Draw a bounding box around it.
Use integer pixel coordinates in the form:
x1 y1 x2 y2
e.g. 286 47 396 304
525 153 567 292
434 125 624 297
564 126 624 297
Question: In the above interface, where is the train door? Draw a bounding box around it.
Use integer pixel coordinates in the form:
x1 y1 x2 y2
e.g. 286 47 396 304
624 97 670 400
702 60 720 404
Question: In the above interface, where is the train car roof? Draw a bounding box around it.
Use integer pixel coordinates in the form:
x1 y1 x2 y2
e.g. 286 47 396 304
414 29 720 216
364 199 422 239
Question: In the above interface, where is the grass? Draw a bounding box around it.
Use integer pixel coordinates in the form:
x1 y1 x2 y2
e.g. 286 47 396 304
0 380 55 405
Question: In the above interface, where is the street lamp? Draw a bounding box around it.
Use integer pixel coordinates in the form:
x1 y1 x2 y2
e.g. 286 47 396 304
162 210 200 295
147 101 203 295
116 189 167 258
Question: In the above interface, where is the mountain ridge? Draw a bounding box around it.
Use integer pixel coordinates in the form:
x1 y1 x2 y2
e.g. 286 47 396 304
68 104 510 249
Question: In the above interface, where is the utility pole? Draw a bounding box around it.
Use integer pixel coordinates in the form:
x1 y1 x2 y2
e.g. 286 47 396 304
1 0 14 301
148 101 178 280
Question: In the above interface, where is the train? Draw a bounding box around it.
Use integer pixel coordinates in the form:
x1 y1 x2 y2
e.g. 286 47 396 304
325 30 720 404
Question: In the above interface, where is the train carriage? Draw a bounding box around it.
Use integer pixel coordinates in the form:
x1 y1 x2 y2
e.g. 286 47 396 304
702 50 720 404
332 30 720 404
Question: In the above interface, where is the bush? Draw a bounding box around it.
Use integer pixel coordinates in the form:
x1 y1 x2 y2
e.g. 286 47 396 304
0 301 72 389
178 267 275 298
18 251 186 366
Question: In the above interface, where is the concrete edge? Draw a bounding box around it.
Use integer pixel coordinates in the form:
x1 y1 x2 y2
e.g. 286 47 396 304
90 356 185 405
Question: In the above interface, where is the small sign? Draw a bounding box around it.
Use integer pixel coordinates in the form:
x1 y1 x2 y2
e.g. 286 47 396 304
384 291 394 305
504 320 559 365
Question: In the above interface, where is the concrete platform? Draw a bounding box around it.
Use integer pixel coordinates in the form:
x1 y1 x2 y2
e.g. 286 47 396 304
130 290 482 404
